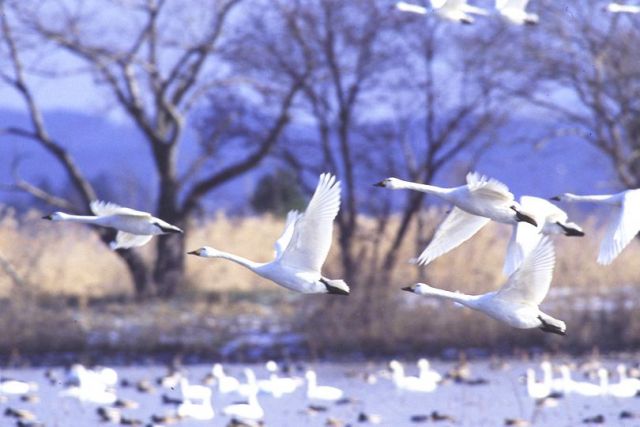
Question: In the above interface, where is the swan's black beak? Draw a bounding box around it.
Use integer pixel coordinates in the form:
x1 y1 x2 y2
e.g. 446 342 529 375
187 250 199 256
550 196 561 201
42 215 53 220
557 222 585 237
401 286 414 293
373 181 386 188
514 211 538 227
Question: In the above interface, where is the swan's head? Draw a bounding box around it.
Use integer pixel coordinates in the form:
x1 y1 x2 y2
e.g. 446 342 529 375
401 283 431 295
42 212 66 221
417 358 430 369
211 363 223 376
266 361 278 372
556 221 584 237
187 246 219 257
305 370 317 381
388 360 402 371
373 177 403 189
550 193 575 202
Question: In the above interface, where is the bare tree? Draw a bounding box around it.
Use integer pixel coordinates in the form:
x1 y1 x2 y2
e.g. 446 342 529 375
503 0 640 187
0 0 307 298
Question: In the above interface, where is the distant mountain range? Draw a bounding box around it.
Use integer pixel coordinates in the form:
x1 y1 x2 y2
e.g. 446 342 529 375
0 108 619 214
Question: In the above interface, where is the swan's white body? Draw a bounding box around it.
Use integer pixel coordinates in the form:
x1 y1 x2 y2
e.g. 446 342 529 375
504 196 583 275
377 172 539 266
258 361 301 397
60 365 118 405
305 370 344 401
44 201 183 249
616 364 640 390
552 189 640 265
177 398 215 420
389 360 437 392
496 0 539 25
179 378 212 402
403 237 566 335
189 173 349 295
600 368 638 398
396 0 488 24
211 364 240 394
607 2 640 13
417 359 442 383
0 379 33 395
223 387 264 421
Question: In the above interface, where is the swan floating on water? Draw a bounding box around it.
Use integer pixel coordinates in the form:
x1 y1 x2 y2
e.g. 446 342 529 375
305 370 344 401
376 172 539 266
389 360 437 392
43 201 182 249
552 189 640 265
189 173 350 295
223 385 264 421
403 237 566 335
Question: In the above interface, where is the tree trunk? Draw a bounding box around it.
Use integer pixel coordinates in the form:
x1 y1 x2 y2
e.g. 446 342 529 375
118 250 154 300
153 230 186 298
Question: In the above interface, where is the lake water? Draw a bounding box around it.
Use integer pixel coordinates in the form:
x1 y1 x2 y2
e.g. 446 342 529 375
1 357 638 426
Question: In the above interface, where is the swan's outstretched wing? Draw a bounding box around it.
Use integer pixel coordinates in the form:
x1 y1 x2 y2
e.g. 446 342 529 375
440 0 465 10
273 210 302 260
110 232 153 250
496 237 555 306
413 207 490 266
279 173 341 272
430 0 449 9
503 221 542 276
91 201 151 218
597 190 640 265
465 172 514 203
396 1 428 14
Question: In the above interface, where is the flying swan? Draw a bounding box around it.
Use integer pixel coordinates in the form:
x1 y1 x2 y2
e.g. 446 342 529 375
552 189 640 265
496 0 539 25
396 0 488 25
402 237 567 335
43 201 182 249
188 173 349 295
375 172 539 266
503 196 583 275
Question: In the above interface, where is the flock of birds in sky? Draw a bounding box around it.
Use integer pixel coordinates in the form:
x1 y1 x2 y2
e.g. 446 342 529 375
394 0 640 26
1 356 640 426
44 171 640 338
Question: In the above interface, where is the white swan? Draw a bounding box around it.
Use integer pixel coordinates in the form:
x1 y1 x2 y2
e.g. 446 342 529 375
376 172 538 266
179 377 212 402
396 0 488 25
223 386 264 421
389 360 437 392
526 368 551 399
189 173 349 295
237 369 260 399
600 368 638 398
177 398 215 420
402 237 566 335
606 2 640 13
496 0 539 25
0 379 35 395
258 361 301 397
616 364 640 389
417 359 442 383
43 201 182 249
552 189 640 265
305 370 344 401
504 196 583 275
211 364 240 394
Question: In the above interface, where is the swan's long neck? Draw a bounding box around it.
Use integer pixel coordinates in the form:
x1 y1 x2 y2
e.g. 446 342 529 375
417 286 479 307
204 250 263 271
56 213 99 224
394 180 453 197
562 193 620 205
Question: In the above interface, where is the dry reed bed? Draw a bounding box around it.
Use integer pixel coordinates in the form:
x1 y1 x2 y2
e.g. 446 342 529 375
0 207 638 356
